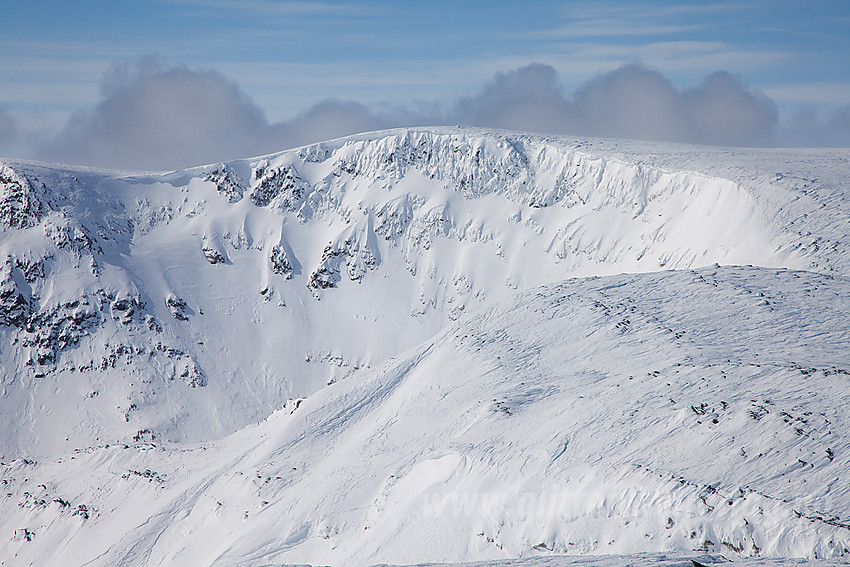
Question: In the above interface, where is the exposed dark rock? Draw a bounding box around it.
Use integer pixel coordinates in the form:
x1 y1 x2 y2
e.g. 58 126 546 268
0 167 46 229
202 246 227 265
43 217 97 256
13 256 46 283
132 429 156 443
21 300 101 366
204 164 245 203
0 259 30 328
166 295 190 320
14 527 35 542
270 244 294 278
308 238 378 292
250 163 308 210
110 296 145 325
153 342 206 386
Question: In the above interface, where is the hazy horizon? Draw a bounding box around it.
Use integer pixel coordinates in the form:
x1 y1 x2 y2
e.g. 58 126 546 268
2 1 848 168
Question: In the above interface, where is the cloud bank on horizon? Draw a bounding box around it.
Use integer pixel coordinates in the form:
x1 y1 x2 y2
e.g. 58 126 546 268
3 60 850 171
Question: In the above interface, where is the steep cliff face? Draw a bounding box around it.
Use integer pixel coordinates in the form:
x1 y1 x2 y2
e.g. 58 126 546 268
0 128 846 459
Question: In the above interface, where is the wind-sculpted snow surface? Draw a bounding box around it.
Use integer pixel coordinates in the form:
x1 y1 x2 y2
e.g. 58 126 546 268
2 266 850 566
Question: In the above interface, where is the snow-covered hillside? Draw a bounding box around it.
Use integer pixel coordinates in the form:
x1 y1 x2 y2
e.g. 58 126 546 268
1 128 849 566
3 266 850 565
2 128 848 459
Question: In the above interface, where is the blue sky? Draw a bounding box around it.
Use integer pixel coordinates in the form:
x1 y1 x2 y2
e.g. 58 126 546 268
3 1 848 122
1 1 849 166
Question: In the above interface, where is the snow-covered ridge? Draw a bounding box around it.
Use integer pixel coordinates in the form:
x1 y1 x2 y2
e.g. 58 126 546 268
0 128 847 459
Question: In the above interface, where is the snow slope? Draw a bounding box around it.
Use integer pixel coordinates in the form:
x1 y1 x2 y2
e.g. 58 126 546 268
2 266 850 566
392 557 849 567
2 128 847 459
1 128 850 566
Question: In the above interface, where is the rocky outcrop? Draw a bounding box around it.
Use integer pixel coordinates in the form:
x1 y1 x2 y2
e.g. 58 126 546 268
269 244 294 278
166 295 191 321
0 165 46 229
374 195 418 241
308 236 379 292
154 342 207 387
0 259 30 328
202 246 227 264
42 216 98 257
19 291 148 368
204 164 245 203
250 163 310 210
331 131 537 202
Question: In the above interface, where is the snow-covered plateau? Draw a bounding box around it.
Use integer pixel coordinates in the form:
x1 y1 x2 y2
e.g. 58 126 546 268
1 127 849 566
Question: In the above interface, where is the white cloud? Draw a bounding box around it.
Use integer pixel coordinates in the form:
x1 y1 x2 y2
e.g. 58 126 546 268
0 109 21 157
451 64 576 134
37 59 392 170
24 60 847 170
40 61 271 170
764 83 850 106
450 63 778 146
778 105 850 147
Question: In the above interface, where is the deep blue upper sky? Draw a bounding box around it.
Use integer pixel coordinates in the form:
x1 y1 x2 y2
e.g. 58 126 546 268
3 0 848 130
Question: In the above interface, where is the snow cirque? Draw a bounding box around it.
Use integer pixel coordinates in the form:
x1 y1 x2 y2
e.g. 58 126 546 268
1 127 850 566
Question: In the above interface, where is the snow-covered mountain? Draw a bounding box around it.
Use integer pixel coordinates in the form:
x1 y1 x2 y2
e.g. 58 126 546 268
1 128 849 566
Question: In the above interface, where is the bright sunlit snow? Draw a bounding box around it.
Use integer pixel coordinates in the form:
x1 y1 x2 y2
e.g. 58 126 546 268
1 127 849 566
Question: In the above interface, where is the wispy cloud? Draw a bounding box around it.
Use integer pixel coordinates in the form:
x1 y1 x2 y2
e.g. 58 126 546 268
556 1 745 21
764 83 850 105
567 41 791 74
544 1 742 35
2 1 837 137
153 0 377 18
536 20 697 38
530 1 789 75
